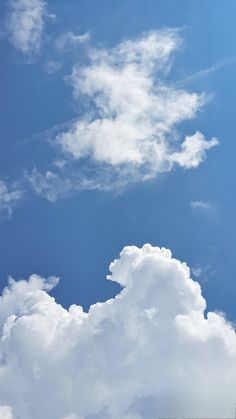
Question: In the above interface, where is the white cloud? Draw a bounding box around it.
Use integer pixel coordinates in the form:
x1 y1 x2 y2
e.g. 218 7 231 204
0 244 236 418
56 30 218 184
170 132 218 169
6 0 51 56
0 180 23 219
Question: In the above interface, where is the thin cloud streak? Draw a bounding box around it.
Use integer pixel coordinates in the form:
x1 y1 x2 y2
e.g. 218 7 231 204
183 58 235 83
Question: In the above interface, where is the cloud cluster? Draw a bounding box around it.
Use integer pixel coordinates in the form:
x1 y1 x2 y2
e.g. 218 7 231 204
0 244 236 418
57 30 218 181
6 0 51 56
0 180 22 219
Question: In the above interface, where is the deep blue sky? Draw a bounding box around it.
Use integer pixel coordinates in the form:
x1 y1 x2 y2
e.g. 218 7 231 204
1 0 236 319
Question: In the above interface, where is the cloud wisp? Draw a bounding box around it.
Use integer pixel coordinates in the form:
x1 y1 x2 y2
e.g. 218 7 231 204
0 244 236 418
0 180 23 219
190 200 213 212
5 0 54 57
183 58 236 84
55 31 90 51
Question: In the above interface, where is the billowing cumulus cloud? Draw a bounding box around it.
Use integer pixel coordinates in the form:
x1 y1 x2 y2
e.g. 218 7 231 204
6 0 52 56
0 244 236 418
56 30 218 182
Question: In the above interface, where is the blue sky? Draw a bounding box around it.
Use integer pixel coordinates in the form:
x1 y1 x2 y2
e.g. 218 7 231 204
1 1 236 418
1 0 236 315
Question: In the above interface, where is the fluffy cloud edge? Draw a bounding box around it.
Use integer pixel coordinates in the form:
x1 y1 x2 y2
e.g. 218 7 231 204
0 244 236 418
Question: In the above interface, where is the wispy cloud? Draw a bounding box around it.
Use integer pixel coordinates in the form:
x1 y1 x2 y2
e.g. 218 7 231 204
184 58 235 83
44 59 62 74
0 180 23 219
26 166 125 202
191 263 216 284
26 169 73 202
190 200 212 211
192 265 202 277
55 31 90 51
5 0 55 57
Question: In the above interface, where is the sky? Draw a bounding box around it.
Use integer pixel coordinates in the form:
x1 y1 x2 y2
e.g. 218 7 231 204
1 1 236 418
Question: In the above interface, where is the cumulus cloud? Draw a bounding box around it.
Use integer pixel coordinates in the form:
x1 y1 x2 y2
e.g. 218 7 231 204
0 180 22 219
0 244 236 418
6 0 52 56
56 30 218 185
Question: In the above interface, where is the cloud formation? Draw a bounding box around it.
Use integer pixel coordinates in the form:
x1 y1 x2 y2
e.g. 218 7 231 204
0 244 236 418
56 30 218 183
0 180 22 219
6 0 52 56
23 30 218 200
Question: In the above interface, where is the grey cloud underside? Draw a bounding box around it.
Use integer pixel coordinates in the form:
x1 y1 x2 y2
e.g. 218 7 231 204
0 244 236 418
